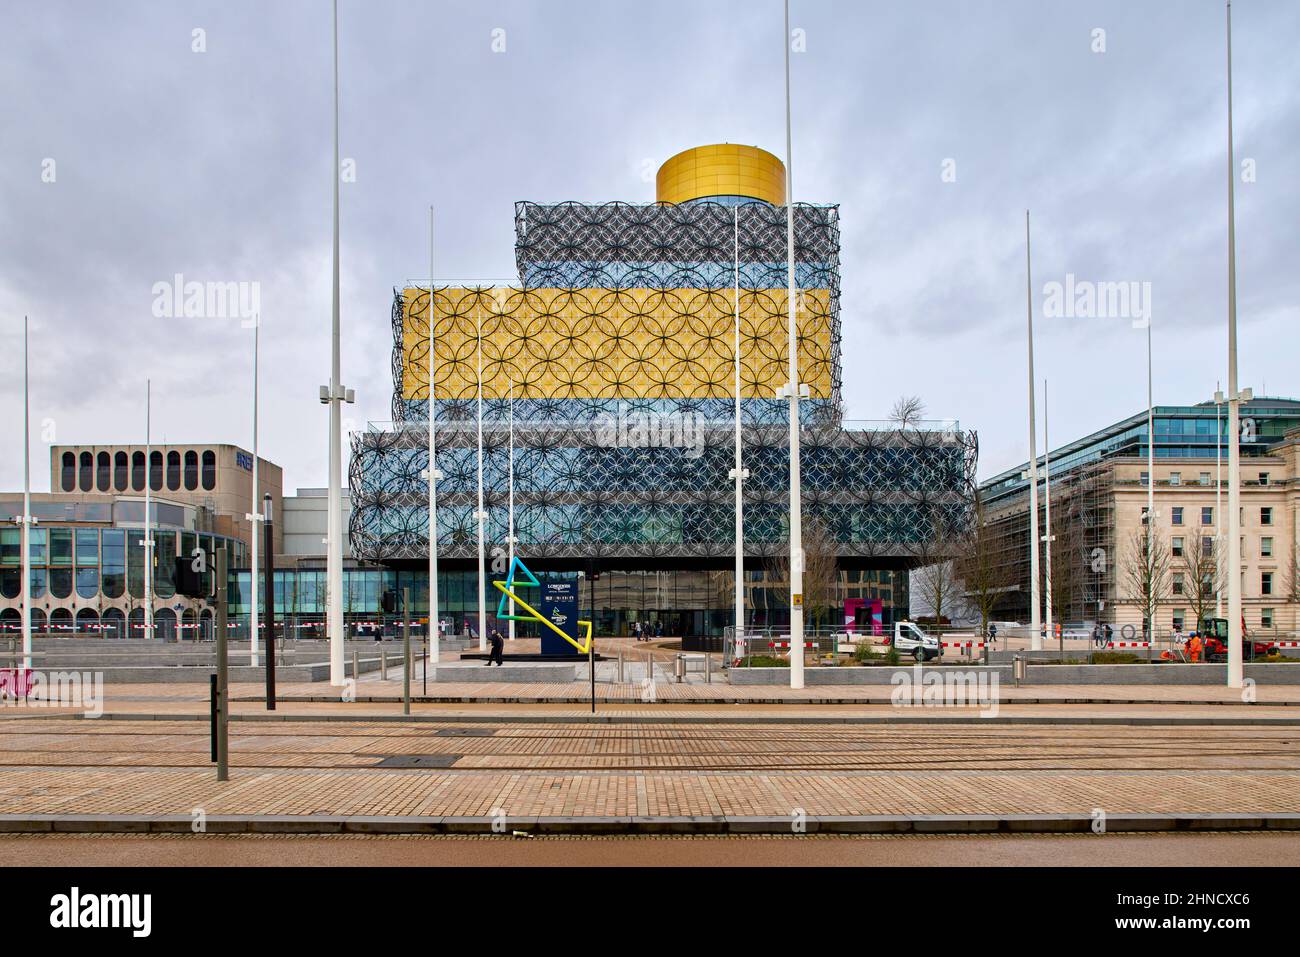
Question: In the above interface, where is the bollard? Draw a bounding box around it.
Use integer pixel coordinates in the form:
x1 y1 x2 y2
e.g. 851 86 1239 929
380 649 387 681
674 653 684 683
617 649 624 683
1013 654 1026 688
705 653 711 684
352 650 359 681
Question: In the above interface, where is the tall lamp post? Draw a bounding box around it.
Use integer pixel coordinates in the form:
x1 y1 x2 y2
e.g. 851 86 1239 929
246 318 263 666
423 208 443 664
1223 0 1245 689
1042 379 1055 644
1144 309 1156 647
17 318 34 668
1216 383 1223 618
321 0 355 685
730 207 749 649
1024 212 1042 650
782 0 805 689
144 380 154 641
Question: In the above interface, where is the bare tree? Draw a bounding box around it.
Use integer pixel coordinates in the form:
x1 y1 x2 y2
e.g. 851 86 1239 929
1177 533 1221 631
1046 495 1085 624
957 492 1014 638
914 511 962 629
889 395 927 429
1122 525 1171 639
766 515 840 633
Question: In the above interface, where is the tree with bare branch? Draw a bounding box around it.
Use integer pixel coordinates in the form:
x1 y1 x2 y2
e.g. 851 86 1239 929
1122 524 1171 640
957 492 1014 639
766 515 840 633
889 395 927 429
1177 532 1221 631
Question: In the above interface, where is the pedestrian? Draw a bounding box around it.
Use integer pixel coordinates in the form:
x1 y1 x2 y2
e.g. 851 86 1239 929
485 628 505 667
654 621 663 639
1103 623 1113 648
632 620 642 642
988 623 998 648
1187 632 1203 664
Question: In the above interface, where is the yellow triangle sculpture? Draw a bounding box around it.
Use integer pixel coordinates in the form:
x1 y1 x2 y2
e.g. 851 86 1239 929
492 557 593 654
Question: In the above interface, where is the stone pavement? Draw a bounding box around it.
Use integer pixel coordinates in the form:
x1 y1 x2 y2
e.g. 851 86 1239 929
0 711 1298 834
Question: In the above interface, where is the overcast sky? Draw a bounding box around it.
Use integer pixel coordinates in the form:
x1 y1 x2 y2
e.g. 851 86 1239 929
3 0 1297 494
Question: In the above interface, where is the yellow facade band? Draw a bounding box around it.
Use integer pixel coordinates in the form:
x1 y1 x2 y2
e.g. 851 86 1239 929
401 286 833 401
655 144 786 205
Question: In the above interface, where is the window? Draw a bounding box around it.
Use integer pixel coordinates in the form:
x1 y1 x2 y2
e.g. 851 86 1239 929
1199 472 1212 485
167 451 181 491
1172 537 1184 558
1202 506 1213 525
1172 609 1185 631
1262 608 1274 629
78 451 93 491
75 529 98 566
131 451 146 491
96 451 111 491
201 450 217 491
184 451 199 490
1261 507 1273 526
1261 572 1273 596
1259 472 1270 486
30 528 46 564
49 528 73 565
1261 537 1273 558
101 530 125 599
1172 573 1185 595
149 451 163 491
0 529 17 565
1140 471 1149 487
1171 507 1184 525
114 451 129 491
60 452 76 492
49 567 72 599
1169 471 1181 486
1202 536 1214 554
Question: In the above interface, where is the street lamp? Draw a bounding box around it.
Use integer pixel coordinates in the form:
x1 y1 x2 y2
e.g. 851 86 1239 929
782 0 805 689
1223 0 1245 689
1024 211 1042 650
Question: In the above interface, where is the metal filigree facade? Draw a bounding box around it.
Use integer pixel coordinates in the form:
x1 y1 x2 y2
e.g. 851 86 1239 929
351 198 978 564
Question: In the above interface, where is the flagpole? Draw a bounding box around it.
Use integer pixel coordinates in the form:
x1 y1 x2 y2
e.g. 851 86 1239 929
731 206 747 648
783 0 805 689
1224 0 1244 688
323 0 350 685
1025 211 1042 650
144 380 154 641
507 382 516 641
426 208 442 664
20 318 33 667
475 302 487 652
1043 378 1054 643
249 318 261 666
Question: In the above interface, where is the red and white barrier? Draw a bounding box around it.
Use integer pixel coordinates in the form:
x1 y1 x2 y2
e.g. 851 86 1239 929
1106 641 1150 649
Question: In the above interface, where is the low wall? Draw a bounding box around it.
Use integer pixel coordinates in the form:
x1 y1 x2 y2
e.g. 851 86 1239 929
729 662 1300 686
427 663 576 683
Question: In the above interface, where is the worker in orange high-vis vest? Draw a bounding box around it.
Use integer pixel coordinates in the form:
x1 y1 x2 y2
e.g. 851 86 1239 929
1187 633 1203 663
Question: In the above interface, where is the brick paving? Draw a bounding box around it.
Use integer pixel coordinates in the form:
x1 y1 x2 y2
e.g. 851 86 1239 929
0 715 1297 823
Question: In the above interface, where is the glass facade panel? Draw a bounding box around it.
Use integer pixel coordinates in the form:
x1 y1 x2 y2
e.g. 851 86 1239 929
101 529 125 598
49 528 72 566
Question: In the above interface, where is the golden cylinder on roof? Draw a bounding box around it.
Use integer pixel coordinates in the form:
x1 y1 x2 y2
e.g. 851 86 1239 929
655 144 786 206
